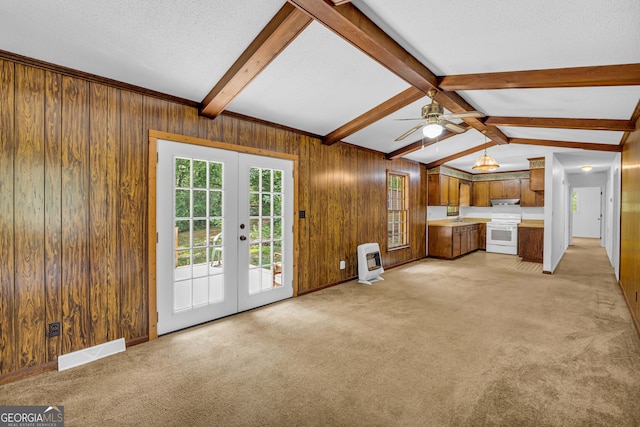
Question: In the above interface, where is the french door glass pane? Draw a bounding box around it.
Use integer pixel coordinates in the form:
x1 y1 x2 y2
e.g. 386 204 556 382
173 157 226 313
248 167 284 294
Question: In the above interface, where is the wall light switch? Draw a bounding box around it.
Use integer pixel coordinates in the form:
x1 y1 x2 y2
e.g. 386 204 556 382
340 260 346 270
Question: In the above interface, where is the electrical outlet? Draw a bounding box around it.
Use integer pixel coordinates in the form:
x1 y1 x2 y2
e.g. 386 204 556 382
340 260 346 270
48 322 60 338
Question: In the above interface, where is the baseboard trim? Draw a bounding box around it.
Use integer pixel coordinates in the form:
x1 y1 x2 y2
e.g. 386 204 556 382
126 335 149 347
0 361 58 385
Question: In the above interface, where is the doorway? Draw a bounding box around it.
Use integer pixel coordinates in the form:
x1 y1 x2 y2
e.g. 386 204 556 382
572 186 601 239
155 139 294 335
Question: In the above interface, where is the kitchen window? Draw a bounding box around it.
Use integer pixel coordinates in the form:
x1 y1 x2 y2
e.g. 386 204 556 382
387 171 408 249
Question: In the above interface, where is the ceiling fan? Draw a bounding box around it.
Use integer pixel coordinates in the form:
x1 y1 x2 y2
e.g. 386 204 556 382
394 89 485 141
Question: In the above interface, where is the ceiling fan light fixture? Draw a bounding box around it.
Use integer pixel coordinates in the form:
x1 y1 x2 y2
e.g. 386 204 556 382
422 122 443 138
581 165 593 172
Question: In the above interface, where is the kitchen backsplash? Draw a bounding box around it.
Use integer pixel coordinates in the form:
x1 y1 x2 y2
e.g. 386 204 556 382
427 205 544 221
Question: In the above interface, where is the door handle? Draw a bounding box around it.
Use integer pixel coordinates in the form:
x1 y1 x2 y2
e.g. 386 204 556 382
240 235 247 241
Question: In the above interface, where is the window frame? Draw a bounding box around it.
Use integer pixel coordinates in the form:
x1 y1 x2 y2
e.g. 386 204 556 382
386 170 410 251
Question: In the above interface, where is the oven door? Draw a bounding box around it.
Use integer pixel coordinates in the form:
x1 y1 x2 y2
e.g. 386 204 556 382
486 223 518 254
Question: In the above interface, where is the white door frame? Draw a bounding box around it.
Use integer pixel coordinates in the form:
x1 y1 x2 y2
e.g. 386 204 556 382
148 131 298 340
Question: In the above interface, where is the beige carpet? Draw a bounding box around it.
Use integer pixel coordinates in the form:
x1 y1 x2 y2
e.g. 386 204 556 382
449 250 544 273
1 238 639 426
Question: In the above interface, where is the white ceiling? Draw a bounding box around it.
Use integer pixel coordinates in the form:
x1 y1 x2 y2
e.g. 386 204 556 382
1 0 638 175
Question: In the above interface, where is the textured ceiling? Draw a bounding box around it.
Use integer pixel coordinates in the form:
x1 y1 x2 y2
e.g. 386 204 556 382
1 0 638 175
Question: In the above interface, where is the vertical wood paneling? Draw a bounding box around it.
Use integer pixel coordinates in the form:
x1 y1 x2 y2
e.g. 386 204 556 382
305 139 323 291
120 90 147 341
621 122 640 328
14 64 46 369
296 135 311 292
0 57 435 380
182 105 199 138
0 59 16 375
199 115 223 142
342 144 358 278
44 70 63 362
61 76 90 353
89 83 121 345
168 102 184 135
144 97 170 134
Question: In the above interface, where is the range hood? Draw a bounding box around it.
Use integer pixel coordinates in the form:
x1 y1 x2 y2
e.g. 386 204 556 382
490 198 520 206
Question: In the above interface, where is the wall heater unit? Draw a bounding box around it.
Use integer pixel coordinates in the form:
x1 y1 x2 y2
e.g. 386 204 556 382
357 243 384 285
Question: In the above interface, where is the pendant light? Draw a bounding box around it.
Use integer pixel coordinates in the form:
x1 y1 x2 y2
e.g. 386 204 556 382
472 131 500 172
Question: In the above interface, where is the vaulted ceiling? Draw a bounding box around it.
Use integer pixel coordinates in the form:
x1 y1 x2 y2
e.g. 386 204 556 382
2 0 639 174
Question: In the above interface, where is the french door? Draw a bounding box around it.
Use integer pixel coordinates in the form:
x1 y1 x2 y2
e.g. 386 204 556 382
156 139 294 335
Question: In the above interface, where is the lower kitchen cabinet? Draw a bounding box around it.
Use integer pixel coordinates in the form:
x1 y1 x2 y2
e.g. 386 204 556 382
518 226 543 263
429 223 482 259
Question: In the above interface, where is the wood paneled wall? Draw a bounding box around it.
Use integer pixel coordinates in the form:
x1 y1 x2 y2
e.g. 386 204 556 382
621 117 640 333
0 57 427 380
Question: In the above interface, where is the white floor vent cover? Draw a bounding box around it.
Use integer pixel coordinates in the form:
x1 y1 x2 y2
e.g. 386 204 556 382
58 338 126 371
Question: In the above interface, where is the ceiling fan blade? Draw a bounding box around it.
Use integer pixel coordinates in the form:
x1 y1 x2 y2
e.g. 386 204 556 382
442 120 469 134
394 118 425 121
394 122 426 141
444 110 485 119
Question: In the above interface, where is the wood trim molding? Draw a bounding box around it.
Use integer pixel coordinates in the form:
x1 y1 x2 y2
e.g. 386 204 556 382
200 3 312 118
323 86 424 145
148 136 159 340
485 116 636 132
508 138 623 152
386 125 468 160
0 49 199 108
287 0 509 145
149 130 299 161
439 63 640 90
147 130 300 340
0 361 57 385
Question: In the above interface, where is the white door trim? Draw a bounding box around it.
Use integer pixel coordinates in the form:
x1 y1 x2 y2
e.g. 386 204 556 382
148 130 298 340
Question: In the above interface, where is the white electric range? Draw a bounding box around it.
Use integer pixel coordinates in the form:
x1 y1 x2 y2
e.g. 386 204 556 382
486 213 522 255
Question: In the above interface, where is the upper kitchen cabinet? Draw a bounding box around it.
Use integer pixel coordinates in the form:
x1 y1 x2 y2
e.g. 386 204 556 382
520 179 544 207
472 181 490 207
459 181 471 207
528 157 545 192
428 173 460 206
489 179 521 199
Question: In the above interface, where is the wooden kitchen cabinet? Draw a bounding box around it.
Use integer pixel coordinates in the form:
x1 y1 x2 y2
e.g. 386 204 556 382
429 223 482 259
428 174 460 206
520 179 544 207
472 181 490 206
518 226 543 263
459 182 471 207
530 168 545 191
489 179 521 199
449 177 459 205
479 223 486 250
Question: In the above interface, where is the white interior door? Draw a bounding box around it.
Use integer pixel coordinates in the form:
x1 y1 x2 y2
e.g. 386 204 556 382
572 186 602 238
156 140 294 335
